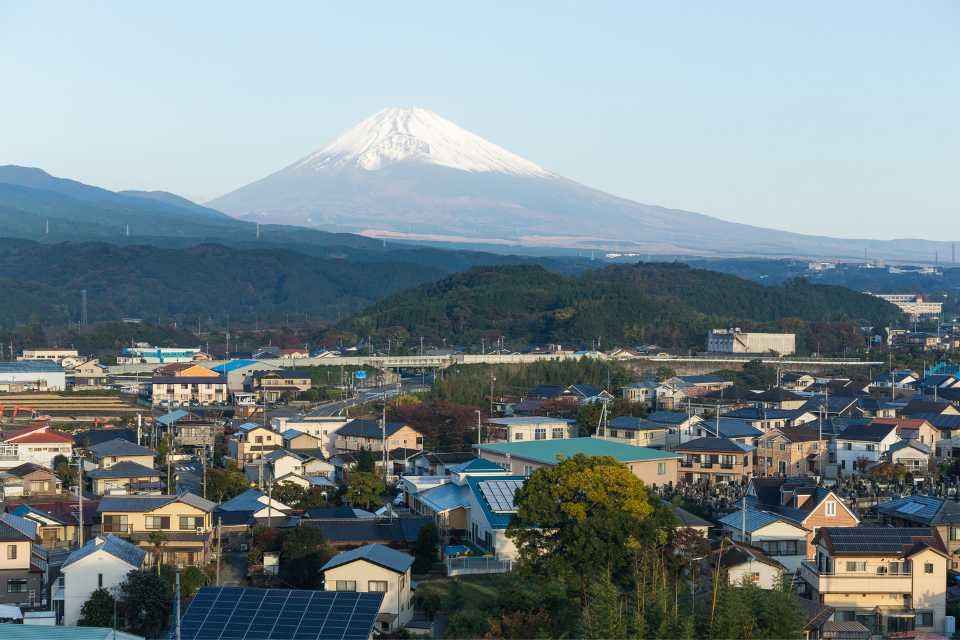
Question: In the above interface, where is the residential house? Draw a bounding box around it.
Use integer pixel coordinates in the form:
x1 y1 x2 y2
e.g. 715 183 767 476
699 418 763 446
875 495 960 571
746 477 860 560
8 502 96 550
98 493 215 569
754 426 826 477
335 420 423 454
409 451 476 476
3 463 60 496
675 438 753 485
599 416 670 448
0 512 47 608
58 534 145 626
667 502 711 537
869 369 919 392
272 416 348 458
302 516 430 550
781 372 817 392
871 418 938 449
250 369 313 402
562 384 614 405
647 411 705 449
903 399 959 417
87 461 162 496
712 537 786 588
718 508 808 572
70 359 109 388
322 544 414 633
88 438 155 470
210 359 280 394
753 388 808 410
0 425 73 470
281 429 322 452
799 527 948 635
721 406 817 432
226 423 281 469
798 395 860 418
885 441 932 475
485 417 577 443
855 397 900 418
833 422 900 475
214 489 293 539
155 410 218 451
477 437 680 486
620 380 657 406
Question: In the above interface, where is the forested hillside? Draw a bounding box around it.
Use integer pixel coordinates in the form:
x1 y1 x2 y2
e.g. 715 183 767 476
341 262 902 353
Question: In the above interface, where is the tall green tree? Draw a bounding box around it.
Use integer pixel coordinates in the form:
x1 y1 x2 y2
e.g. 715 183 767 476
507 454 672 602
118 570 171 639
279 527 334 589
412 522 439 573
580 571 626 639
78 588 115 627
205 464 250 503
345 471 385 510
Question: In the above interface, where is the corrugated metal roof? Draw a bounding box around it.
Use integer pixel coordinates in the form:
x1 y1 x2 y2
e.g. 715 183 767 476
478 437 680 464
419 482 470 513
321 543 414 573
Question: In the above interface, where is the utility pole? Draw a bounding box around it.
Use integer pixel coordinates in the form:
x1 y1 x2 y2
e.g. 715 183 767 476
175 571 182 640
381 389 389 488
72 455 84 547
489 375 496 416
476 410 482 446
215 517 222 586
202 445 208 500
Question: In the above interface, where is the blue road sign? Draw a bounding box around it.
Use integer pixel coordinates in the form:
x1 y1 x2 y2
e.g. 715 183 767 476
354 370 367 380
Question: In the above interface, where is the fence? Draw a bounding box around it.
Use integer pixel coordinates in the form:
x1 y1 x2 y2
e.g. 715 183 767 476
445 556 513 576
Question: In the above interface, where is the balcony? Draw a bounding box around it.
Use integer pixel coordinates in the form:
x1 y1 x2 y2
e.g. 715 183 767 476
799 561 912 594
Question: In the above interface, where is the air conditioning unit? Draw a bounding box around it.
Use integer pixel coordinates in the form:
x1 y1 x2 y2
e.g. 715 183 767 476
196 527 206 535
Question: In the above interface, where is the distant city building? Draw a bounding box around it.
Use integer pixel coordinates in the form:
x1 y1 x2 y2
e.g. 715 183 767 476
117 343 201 364
868 293 942 319
0 361 66 392
707 329 796 356
17 349 79 367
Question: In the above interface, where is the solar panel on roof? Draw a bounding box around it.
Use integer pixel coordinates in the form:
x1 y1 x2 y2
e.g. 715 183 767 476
179 587 384 640
479 479 523 513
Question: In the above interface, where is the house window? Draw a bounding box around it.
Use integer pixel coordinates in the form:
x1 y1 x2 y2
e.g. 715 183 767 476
951 527 960 542
551 428 565 439
825 501 836 517
335 581 356 591
534 428 547 440
750 572 760 584
6 579 27 593
180 516 203 530
98 574 103 588
924 562 934 574
368 581 388 592
845 561 867 572
917 611 934 627
657 463 666 475
865 444 875 452
102 515 128 533
523 465 534 476
844 442 852 450
514 432 524 441
144 516 170 530
6 545 16 560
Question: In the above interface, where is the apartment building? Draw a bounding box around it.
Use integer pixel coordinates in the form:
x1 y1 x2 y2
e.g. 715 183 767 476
800 527 948 635
707 329 796 356
599 416 670 448
833 422 900 475
675 437 753 484
150 368 228 407
755 426 826 477
98 493 216 569
227 423 282 469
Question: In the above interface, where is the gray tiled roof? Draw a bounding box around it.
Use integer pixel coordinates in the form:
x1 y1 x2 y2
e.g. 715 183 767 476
321 543 413 573
89 438 155 458
62 534 145 570
98 492 214 513
86 461 160 480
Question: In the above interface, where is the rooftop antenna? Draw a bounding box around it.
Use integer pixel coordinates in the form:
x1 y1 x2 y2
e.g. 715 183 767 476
44 219 49 235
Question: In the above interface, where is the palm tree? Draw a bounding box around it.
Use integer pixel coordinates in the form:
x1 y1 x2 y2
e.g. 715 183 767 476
147 531 167 575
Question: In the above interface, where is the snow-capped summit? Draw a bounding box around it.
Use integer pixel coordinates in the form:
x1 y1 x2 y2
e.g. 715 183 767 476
287 107 553 178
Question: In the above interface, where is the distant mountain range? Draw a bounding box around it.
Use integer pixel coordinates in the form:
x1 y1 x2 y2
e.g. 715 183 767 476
340 262 902 352
209 107 957 262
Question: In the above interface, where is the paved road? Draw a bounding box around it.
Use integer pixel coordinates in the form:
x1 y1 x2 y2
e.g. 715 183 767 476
174 461 204 496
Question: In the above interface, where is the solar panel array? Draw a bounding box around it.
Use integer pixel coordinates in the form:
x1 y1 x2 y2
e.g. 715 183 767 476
178 587 384 640
479 479 523 513
827 527 934 554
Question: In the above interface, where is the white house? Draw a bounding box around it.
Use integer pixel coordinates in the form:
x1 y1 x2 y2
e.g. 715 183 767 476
59 535 145 626
0 425 73 471
485 417 577 443
714 538 786 589
718 507 808 572
833 422 900 475
322 544 414 633
271 417 347 458
886 440 932 475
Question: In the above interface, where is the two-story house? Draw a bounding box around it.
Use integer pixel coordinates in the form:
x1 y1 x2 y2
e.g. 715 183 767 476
800 527 948 635
833 422 900 475
150 364 227 407
250 369 313 402
0 425 73 471
272 416 348 458
754 426 826 477
322 544 414 633
0 512 47 609
675 437 753 485
647 411 705 449
719 507 809 572
335 420 423 454
721 407 817 432
227 423 281 469
485 417 577 443
98 493 216 569
875 495 960 571
58 534 145 626
88 438 155 469
3 463 60 497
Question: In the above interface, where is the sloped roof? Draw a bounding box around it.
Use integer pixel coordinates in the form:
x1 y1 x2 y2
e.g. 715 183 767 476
419 482 470 513
5 462 54 478
478 437 680 464
0 512 37 540
609 416 668 431
876 495 960 526
321 543 414 573
73 428 137 448
86 461 160 480
155 409 190 427
776 426 825 443
676 437 751 453
702 418 762 439
4 427 73 444
754 388 805 402
665 501 711 528
450 458 505 473
718 508 791 534
816 526 946 557
304 517 428 544
647 411 696 425
716 538 784 570
834 422 897 443
89 438 154 458
98 492 214 513
62 534 145 570
0 514 33 541
303 505 357 520
525 384 565 399
903 399 954 415
337 419 409 439
887 439 931 455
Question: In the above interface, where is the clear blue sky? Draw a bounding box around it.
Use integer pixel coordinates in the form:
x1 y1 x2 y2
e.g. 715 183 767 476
1 1 957 239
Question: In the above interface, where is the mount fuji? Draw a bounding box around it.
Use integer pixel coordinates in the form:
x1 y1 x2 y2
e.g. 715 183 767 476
209 108 954 260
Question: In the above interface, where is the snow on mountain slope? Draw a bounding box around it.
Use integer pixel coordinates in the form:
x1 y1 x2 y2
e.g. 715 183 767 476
286 107 553 178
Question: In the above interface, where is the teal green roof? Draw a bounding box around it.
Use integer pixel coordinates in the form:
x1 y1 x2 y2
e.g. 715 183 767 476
478 437 680 465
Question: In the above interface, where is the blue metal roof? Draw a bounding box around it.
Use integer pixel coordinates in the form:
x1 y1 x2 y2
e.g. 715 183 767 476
155 409 190 427
210 359 261 373
609 416 668 431
219 489 270 512
86 461 160 480
0 361 65 373
88 438 154 457
321 543 414 573
450 458 505 473
703 418 763 439
419 482 470 513
647 411 693 425
62 534 145 570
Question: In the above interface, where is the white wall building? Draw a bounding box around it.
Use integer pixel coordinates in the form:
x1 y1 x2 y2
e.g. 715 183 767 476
59 535 145 626
707 329 796 356
272 417 347 458
117 344 201 364
833 423 900 475
867 293 943 319
485 417 577 443
0 361 66 392
322 544 414 633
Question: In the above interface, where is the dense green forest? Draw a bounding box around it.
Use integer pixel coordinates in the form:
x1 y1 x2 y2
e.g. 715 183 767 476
341 262 902 353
